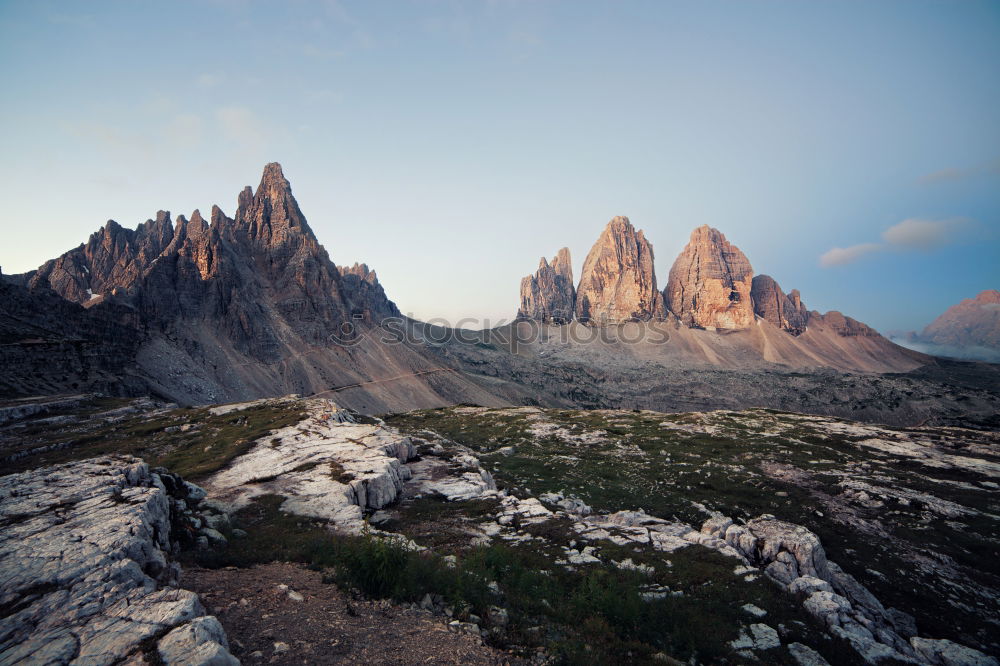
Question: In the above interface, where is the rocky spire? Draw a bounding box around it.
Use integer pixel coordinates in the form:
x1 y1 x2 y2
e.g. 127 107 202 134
665 225 754 329
518 247 576 323
575 217 665 325
337 263 402 321
234 162 315 248
751 274 809 335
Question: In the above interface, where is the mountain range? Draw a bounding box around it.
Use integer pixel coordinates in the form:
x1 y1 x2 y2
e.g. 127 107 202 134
2 163 998 425
517 217 884 342
1 164 500 413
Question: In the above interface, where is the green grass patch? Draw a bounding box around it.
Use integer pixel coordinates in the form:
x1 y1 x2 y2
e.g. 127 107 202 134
192 491 859 665
1 401 306 479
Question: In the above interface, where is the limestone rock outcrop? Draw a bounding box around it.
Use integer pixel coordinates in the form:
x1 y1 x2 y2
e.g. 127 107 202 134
750 274 877 337
702 515 997 665
0 456 237 665
575 217 665 324
518 248 575 323
200 398 418 532
751 275 809 335
665 225 754 329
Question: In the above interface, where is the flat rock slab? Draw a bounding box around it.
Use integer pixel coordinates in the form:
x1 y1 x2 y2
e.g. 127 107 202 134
0 456 235 665
200 399 416 532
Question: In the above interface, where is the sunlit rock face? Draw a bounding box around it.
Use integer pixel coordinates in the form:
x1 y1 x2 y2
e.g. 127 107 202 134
575 216 665 325
518 247 576 323
665 225 754 329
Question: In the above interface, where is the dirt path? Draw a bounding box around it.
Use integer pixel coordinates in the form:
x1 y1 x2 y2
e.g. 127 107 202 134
183 562 523 665
313 367 458 395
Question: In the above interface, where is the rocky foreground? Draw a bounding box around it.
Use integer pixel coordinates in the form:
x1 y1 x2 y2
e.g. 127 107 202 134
0 457 237 664
1 396 998 664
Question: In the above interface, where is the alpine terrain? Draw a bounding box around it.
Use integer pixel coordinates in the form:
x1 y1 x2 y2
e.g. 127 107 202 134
2 164 998 666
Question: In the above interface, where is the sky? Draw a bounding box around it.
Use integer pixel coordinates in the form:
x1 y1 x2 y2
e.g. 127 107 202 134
1 0 998 333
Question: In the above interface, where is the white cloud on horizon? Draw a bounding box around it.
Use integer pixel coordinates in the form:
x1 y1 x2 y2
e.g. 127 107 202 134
819 243 881 267
881 218 965 250
820 218 971 268
919 158 1000 185
888 337 1000 363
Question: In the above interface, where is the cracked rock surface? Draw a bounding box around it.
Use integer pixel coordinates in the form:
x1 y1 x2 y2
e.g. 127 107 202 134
199 399 417 533
0 456 236 665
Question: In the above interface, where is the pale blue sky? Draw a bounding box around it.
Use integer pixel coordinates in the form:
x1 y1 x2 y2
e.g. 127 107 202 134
1 0 997 331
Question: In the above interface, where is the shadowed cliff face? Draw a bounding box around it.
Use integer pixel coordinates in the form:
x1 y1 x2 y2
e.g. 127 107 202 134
0 273 146 398
752 275 809 336
337 263 402 322
518 247 575 323
575 216 665 325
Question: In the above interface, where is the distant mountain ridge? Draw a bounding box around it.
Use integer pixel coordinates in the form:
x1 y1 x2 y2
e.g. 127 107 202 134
922 290 1000 348
890 290 1000 363
4 163 997 427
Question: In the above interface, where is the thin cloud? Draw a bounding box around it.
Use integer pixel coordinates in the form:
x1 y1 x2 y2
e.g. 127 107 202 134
819 243 881 267
919 158 1000 185
821 218 972 267
881 218 965 250
216 106 270 149
46 11 96 28
196 73 222 89
164 113 205 150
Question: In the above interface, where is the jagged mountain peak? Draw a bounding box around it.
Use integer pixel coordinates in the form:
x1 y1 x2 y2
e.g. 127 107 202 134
551 247 572 280
337 261 401 320
209 204 229 227
519 247 576 323
234 162 315 249
259 161 288 186
341 262 378 281
606 215 631 229
19 163 400 330
689 223 719 238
